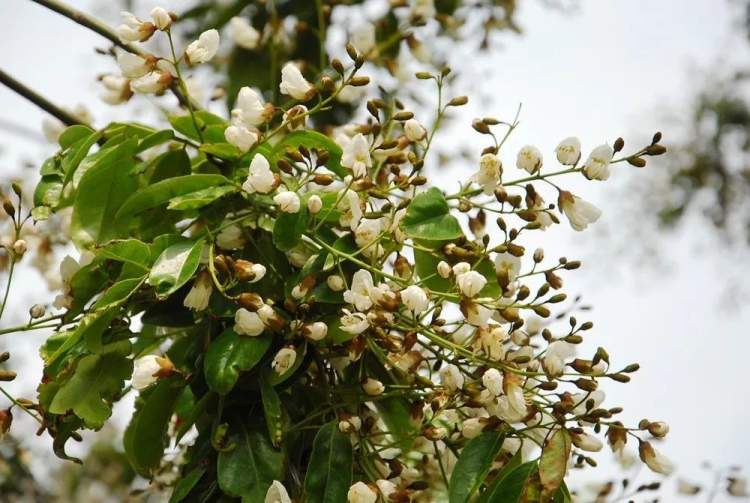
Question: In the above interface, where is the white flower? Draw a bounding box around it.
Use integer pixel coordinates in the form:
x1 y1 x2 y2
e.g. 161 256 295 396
555 136 581 165
186 29 220 64
338 189 363 230
462 418 485 439
130 71 172 94
344 270 376 311
516 145 543 174
558 191 602 232
307 195 323 214
117 12 155 43
472 153 502 194
243 154 276 194
639 441 674 475
401 285 429 315
283 104 308 131
482 368 504 396
234 308 265 336
375 480 397 500
225 124 258 152
572 432 603 452
341 133 372 178
477 324 507 360
100 75 132 105
279 62 315 100
340 309 369 334
348 481 378 503
583 144 614 181
410 0 436 19
504 376 527 417
439 364 464 391
265 480 291 503
463 301 493 327
230 17 260 50
232 87 272 128
327 275 345 292
494 253 521 282
351 23 376 54
362 378 385 396
132 355 172 390
404 119 427 142
543 341 575 377
272 348 297 375
437 261 452 279
572 390 606 416
183 272 212 311
456 270 486 298
303 321 328 341
216 224 245 250
354 219 383 257
150 7 172 31
116 51 154 78
274 191 301 213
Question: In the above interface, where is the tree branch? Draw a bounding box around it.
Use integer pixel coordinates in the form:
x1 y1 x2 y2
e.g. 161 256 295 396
0 67 86 127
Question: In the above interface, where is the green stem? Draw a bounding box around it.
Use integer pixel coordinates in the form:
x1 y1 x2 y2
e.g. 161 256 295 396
0 259 16 321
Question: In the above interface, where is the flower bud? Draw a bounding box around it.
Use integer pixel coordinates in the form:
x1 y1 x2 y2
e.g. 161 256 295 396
307 194 323 214
362 378 385 396
29 304 45 319
303 321 328 341
233 260 267 283
12 239 26 258
274 191 301 213
150 7 174 31
327 275 345 292
0 408 11 439
647 421 669 438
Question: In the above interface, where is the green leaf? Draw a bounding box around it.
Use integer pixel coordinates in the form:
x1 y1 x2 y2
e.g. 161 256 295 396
138 129 175 153
62 131 101 185
479 461 538 503
273 130 346 177
147 238 205 298
149 149 191 183
554 482 573 503
59 124 94 149
48 349 132 429
170 466 207 503
449 431 506 503
204 329 272 394
115 174 230 222
217 422 284 503
401 187 463 241
124 377 184 475
260 372 284 447
539 429 571 498
303 421 353 503
167 185 237 211
71 139 138 246
34 175 63 209
92 276 145 310
414 247 453 293
98 239 152 270
273 205 309 251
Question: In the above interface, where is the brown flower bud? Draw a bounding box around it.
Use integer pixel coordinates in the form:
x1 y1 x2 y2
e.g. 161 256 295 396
238 292 264 311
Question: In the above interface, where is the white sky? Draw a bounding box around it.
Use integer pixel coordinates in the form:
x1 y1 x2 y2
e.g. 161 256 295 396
0 0 748 500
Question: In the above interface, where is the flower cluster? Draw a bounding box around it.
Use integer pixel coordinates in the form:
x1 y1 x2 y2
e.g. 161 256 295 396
0 2 671 502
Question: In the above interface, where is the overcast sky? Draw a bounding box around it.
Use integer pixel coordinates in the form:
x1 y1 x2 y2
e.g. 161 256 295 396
0 0 748 500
